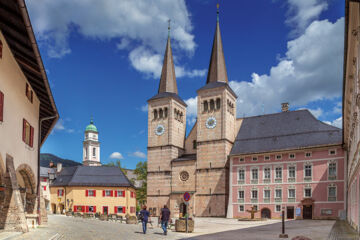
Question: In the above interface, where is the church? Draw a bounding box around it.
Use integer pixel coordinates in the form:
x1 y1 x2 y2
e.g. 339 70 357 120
146 8 344 218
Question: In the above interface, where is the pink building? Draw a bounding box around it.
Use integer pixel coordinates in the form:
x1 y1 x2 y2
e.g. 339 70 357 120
227 108 345 220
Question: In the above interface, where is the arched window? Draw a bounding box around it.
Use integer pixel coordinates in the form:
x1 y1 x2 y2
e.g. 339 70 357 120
210 99 215 111
159 109 163 118
93 148 96 157
204 101 208 112
180 112 183 122
154 109 158 119
164 108 168 118
216 98 221 109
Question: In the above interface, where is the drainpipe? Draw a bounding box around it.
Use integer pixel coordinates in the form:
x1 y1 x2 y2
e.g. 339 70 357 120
37 116 57 225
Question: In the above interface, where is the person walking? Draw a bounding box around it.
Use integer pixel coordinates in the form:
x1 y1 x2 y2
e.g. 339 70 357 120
160 205 171 235
139 205 150 234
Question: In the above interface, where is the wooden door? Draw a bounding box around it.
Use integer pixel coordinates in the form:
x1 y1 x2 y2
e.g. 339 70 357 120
303 205 312 219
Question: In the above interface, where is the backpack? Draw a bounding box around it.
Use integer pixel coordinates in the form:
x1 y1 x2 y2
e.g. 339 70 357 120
139 212 144 221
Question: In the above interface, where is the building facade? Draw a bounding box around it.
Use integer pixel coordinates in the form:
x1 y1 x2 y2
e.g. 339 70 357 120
227 110 344 219
50 166 137 216
40 167 56 213
344 0 360 232
0 0 58 232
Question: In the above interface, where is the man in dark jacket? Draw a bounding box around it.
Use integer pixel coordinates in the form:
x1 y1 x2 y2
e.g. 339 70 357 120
160 205 171 235
140 205 150 234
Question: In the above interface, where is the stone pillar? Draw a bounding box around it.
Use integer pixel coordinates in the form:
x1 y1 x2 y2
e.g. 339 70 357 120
39 188 48 225
0 155 28 232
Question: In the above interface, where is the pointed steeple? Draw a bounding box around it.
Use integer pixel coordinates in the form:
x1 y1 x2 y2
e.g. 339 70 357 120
206 4 228 84
158 20 178 94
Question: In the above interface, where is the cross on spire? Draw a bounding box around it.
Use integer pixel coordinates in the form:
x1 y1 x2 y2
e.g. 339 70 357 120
168 19 171 37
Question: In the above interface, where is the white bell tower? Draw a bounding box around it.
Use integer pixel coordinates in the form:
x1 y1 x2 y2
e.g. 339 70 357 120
83 118 101 166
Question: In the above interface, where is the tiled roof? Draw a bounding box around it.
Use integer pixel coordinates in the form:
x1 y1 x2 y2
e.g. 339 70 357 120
39 167 56 177
147 92 187 106
51 166 135 188
172 154 197 162
230 110 342 155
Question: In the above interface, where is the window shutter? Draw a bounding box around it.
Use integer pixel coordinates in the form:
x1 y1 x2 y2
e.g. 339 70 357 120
130 192 133 198
110 190 113 197
74 206 77 212
29 126 34 147
43 186 46 191
22 119 26 142
86 206 89 212
122 191 125 197
114 206 117 213
115 190 117 197
94 190 96 197
93 206 96 213
122 207 125 213
86 190 88 197
134 192 136 198
82 206 85 212
102 190 105 197
0 91 4 122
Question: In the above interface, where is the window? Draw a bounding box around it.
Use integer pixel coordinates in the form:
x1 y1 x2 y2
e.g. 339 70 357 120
329 162 337 178
0 90 3 122
275 189 282 199
251 168 258 180
238 190 244 199
288 189 295 198
264 156 270 161
22 119 34 147
329 149 336 155
93 148 96 157
164 108 168 118
239 158 244 162
305 152 312 158
252 157 258 161
25 83 33 103
204 101 208 112
264 190 270 199
288 166 296 178
116 190 125 197
116 206 125 213
104 190 113 197
275 205 281 212
216 98 221 109
76 206 84 212
304 165 312 178
289 153 295 159
193 140 197 149
238 169 245 181
328 185 336 201
210 99 215 111
88 206 95 213
251 190 258 199
304 188 312 198
57 189 64 197
275 167 282 179
276 155 282 160
154 109 158 119
264 168 271 179
85 148 88 158
87 190 96 197
253 205 258 211
239 205 244 212
159 109 163 118
131 192 136 198
130 206 136 213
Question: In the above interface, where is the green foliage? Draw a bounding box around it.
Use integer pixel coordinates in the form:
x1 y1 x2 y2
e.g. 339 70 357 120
106 160 127 174
134 161 147 205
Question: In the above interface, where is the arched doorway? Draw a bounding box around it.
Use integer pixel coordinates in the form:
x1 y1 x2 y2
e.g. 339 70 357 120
180 203 187 217
51 203 56 214
261 208 271 219
16 164 36 214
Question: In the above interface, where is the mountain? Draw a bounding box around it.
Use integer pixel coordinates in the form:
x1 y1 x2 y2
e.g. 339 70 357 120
40 153 82 167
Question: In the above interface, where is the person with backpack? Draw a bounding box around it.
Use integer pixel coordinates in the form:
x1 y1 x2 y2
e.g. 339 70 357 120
139 205 150 234
160 205 171 235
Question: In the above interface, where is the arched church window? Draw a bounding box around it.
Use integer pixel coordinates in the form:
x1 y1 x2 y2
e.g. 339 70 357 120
159 109 163 118
154 109 158 119
204 101 208 112
93 148 96 157
180 112 183 122
210 99 215 111
216 98 221 109
164 108 168 118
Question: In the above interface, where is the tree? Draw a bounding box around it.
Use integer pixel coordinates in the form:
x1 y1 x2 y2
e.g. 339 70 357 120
134 161 147 205
106 160 127 175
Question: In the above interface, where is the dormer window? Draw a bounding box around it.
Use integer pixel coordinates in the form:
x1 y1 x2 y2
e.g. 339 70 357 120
25 83 33 103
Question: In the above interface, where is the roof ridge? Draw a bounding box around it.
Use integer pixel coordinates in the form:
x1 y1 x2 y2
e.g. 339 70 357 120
236 109 308 120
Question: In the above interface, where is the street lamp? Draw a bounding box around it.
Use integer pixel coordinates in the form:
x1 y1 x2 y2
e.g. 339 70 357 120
279 206 288 238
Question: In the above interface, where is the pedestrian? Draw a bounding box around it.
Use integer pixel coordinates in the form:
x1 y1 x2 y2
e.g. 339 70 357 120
139 205 150 234
160 205 171 235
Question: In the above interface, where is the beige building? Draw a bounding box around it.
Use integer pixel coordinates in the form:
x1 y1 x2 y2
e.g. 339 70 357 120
147 12 237 217
50 166 137 216
0 0 58 232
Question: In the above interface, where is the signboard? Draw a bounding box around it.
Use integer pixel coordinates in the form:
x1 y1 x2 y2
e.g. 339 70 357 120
296 207 301 217
183 192 191 202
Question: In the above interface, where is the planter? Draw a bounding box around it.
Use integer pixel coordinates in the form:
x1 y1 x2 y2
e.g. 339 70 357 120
126 216 137 224
99 214 108 221
175 219 194 232
66 212 73 217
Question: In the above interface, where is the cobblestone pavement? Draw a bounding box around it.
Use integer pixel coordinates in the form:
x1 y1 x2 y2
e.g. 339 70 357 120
328 220 359 240
9 215 336 240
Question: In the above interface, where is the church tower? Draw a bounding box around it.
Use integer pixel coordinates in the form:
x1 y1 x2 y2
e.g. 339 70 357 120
147 24 187 213
195 5 237 216
83 118 101 166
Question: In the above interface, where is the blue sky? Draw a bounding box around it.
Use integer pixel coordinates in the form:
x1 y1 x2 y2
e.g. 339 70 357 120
27 0 344 169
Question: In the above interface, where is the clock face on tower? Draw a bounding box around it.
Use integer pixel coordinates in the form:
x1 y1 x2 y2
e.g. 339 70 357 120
155 124 165 136
205 116 217 129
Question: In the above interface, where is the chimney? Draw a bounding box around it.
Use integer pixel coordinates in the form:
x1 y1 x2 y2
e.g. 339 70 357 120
281 102 289 112
57 163 62 173
49 161 54 168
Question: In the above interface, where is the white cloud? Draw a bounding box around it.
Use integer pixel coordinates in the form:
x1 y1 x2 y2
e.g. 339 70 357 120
53 119 74 133
130 151 146 159
26 0 205 77
286 0 328 35
301 107 323 118
185 97 197 125
109 152 124 160
141 104 148 112
333 102 342 114
324 117 342 129
229 17 344 118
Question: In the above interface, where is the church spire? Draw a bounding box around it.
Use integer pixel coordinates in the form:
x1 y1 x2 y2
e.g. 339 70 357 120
206 4 228 84
158 20 178 94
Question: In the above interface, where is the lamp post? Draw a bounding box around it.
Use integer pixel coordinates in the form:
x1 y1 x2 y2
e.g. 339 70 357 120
279 207 288 238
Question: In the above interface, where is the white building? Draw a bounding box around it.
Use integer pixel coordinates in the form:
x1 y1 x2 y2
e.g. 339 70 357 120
83 119 101 166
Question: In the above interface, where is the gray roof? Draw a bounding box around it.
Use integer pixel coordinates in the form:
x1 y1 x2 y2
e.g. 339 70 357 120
147 92 187 106
172 154 197 162
40 167 56 177
51 166 135 188
230 110 342 155
158 36 178 94
197 82 237 98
